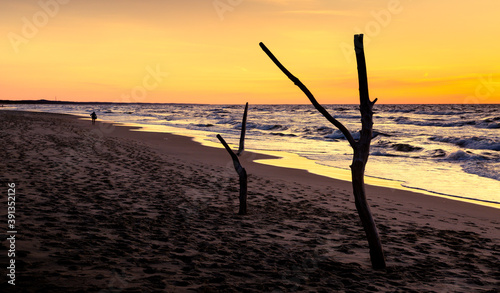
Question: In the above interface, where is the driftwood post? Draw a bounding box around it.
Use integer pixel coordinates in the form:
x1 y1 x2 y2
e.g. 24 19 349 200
217 103 249 215
259 34 386 269
237 102 248 156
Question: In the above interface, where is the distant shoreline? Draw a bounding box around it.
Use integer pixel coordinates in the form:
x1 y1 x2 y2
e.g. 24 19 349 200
0 99 199 105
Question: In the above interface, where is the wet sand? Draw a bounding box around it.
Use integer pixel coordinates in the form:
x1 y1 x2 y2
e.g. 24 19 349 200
0 110 499 292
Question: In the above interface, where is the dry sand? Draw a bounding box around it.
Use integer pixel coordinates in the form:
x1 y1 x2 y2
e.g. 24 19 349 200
0 110 499 292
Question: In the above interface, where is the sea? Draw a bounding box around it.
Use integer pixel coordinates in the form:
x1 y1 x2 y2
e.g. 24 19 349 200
7 103 500 208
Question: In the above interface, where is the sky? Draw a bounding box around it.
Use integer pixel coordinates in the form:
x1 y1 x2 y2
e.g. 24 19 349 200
1 0 499 104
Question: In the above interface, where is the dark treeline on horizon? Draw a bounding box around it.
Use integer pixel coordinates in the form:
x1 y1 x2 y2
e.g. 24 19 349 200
0 100 133 105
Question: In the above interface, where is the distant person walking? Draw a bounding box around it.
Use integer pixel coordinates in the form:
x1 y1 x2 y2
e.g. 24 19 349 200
90 111 97 125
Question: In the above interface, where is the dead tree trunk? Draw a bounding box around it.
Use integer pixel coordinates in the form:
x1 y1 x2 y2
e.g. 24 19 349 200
217 103 249 215
259 34 386 269
352 35 385 269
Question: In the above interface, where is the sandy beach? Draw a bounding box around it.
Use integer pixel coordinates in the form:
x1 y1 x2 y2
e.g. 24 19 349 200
1 110 499 292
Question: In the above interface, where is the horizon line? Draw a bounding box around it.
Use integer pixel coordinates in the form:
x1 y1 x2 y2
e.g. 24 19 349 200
1 99 499 106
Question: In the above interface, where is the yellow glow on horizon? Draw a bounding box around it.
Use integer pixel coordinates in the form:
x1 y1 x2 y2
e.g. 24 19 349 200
1 0 499 104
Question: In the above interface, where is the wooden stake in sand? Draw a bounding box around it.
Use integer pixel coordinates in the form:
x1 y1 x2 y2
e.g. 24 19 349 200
237 102 248 156
217 103 249 215
260 35 386 269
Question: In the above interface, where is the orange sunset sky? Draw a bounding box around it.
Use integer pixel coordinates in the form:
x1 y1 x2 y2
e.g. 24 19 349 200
1 0 499 104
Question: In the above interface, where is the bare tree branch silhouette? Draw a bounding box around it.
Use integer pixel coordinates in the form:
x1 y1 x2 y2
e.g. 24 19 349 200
259 34 386 269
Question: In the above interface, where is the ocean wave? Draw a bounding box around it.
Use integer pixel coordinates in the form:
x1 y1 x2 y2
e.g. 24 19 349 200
483 116 500 123
296 125 390 139
482 122 500 129
442 150 488 161
300 126 337 137
373 130 392 138
164 115 182 121
149 109 170 114
393 115 500 129
475 117 500 129
324 130 390 140
324 129 346 139
386 108 415 114
461 161 500 181
393 116 476 127
371 151 401 157
429 136 500 151
391 143 423 152
330 114 361 119
212 109 231 114
216 119 240 126
256 124 289 131
206 113 227 120
441 151 500 181
316 126 336 135
269 132 297 137
414 110 468 116
241 123 289 131
428 149 447 157
330 107 351 112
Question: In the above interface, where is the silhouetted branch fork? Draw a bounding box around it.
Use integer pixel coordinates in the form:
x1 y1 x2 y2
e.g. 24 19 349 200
259 42 356 149
216 134 248 215
217 134 244 176
237 102 248 156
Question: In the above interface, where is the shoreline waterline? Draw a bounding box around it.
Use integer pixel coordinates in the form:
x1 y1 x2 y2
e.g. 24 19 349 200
4 108 499 209
113 119 500 210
